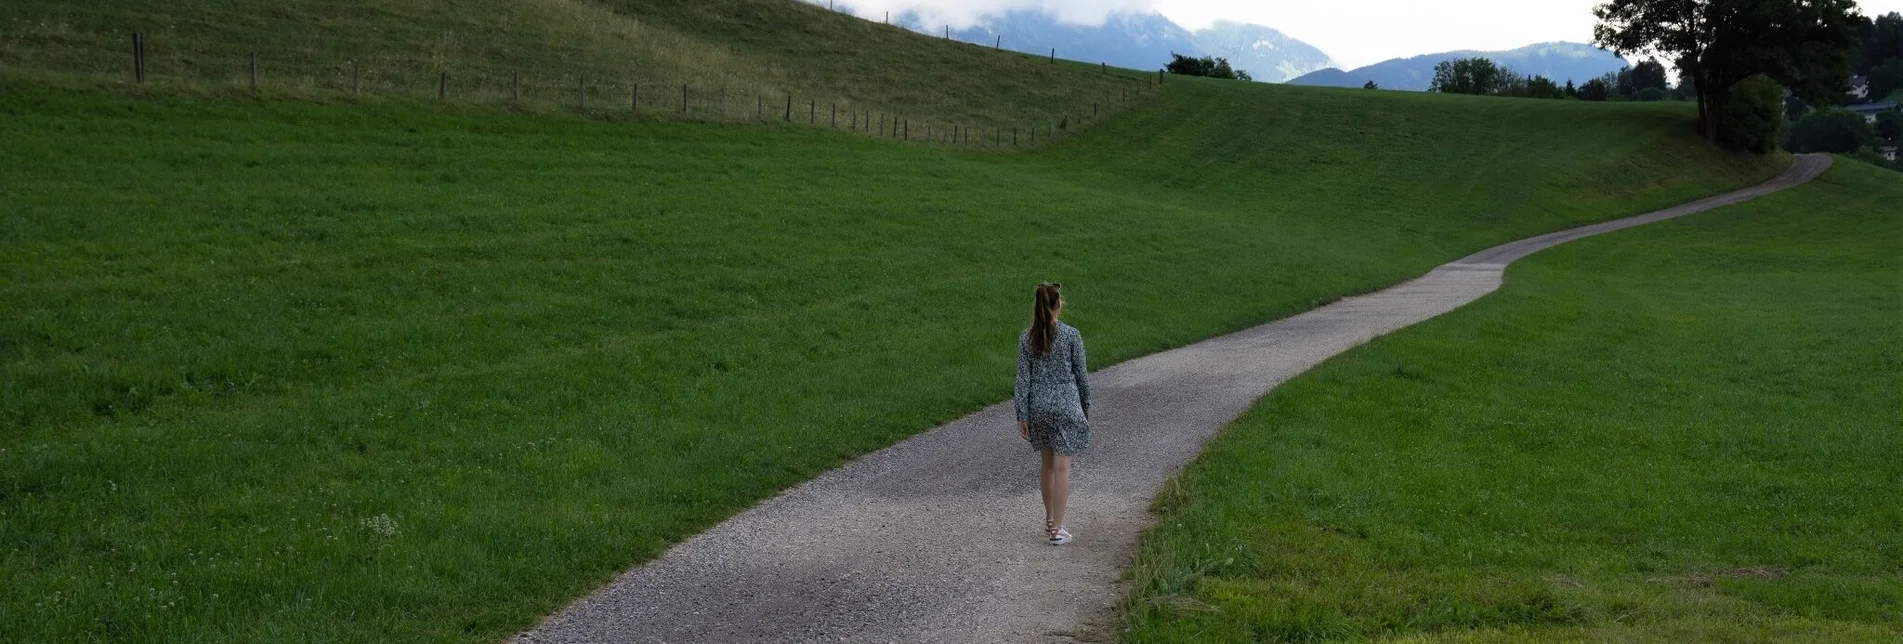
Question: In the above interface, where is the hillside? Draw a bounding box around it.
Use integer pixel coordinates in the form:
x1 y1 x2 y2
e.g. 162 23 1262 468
0 0 1151 131
0 2 1786 641
1293 41 1630 90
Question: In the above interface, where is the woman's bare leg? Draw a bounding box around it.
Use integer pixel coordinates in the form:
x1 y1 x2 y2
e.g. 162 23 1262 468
1039 448 1056 531
1049 453 1071 533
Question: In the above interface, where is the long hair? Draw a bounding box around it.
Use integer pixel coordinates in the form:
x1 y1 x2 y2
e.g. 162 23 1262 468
1028 282 1062 356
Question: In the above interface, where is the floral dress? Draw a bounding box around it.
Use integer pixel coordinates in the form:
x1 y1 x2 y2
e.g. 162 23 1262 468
1014 322 1091 455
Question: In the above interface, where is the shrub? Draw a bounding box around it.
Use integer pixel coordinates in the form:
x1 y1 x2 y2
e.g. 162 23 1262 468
1876 109 1903 142
1788 107 1878 153
1166 53 1243 81
1720 75 1787 154
1637 87 1670 102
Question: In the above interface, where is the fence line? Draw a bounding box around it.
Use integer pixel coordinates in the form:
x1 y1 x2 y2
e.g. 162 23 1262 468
99 33 1164 150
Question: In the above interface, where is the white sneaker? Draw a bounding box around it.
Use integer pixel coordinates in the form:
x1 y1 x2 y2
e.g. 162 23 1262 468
1048 527 1072 545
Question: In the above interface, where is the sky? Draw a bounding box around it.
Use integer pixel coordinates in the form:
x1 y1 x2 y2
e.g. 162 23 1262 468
833 0 1903 70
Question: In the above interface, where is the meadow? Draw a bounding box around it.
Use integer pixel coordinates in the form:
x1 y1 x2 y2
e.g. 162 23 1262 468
1121 160 1903 642
0 0 1797 637
0 75 1782 641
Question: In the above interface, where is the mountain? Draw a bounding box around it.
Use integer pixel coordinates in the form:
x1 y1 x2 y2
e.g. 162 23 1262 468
1290 42 1630 91
938 10 1201 73
895 9 1334 83
1189 21 1336 83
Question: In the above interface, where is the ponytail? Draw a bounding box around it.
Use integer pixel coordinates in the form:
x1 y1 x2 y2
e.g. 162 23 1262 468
1029 282 1062 356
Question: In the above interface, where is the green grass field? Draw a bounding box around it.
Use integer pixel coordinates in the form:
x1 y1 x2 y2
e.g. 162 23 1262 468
0 2 1802 640
0 0 1153 135
0 73 1783 641
1122 159 1903 642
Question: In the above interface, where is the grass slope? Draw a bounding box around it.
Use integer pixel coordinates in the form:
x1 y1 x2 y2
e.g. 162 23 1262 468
0 0 1152 133
1 73 1780 641
1122 160 1903 642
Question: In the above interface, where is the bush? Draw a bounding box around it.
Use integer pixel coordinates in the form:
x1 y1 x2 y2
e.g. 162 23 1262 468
1720 75 1787 154
1637 87 1670 102
1788 107 1878 153
1877 109 1903 142
1166 53 1242 81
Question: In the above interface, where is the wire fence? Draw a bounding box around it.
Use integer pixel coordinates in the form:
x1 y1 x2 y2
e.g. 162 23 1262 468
89 30 1168 149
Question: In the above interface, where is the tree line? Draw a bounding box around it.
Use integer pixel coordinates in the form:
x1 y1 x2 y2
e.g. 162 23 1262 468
1425 58 1681 102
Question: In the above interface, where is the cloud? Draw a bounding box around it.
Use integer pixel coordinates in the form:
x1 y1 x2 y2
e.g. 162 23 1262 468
819 0 1158 29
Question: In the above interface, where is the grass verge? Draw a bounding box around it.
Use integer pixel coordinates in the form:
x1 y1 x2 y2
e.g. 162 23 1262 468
1121 159 1903 642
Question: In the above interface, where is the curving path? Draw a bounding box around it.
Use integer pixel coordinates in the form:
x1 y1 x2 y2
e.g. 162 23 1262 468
515 154 1831 644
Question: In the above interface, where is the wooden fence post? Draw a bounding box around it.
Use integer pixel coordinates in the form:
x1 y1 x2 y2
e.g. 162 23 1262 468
352 61 360 96
512 70 519 106
249 52 258 91
1014 127 1019 145
132 33 145 84
1050 48 1055 63
757 94 763 120
831 103 836 127
784 95 792 121
682 84 689 113
720 88 727 116
995 35 1001 51
809 100 815 124
1101 62 1106 73
438 71 447 100
903 119 908 140
632 85 639 111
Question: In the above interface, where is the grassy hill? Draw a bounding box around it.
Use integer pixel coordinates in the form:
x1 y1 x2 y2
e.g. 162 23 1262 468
0 0 1153 133
1122 159 1902 641
0 2 1790 641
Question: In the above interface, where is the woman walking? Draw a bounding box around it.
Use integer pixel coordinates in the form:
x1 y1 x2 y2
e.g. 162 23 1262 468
1015 282 1090 545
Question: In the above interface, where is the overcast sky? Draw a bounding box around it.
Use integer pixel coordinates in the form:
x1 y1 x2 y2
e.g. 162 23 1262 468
835 0 1903 70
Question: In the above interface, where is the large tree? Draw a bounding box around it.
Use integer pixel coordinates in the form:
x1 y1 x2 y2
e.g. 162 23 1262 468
1594 0 1863 142
1430 57 1509 95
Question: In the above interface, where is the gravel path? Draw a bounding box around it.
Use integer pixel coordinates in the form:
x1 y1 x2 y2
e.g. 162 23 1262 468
515 154 1830 644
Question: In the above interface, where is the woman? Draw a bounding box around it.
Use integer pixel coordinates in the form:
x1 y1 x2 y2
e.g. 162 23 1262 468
1014 282 1091 545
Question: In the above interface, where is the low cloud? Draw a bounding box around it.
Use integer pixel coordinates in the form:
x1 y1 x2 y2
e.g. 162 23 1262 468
818 0 1158 29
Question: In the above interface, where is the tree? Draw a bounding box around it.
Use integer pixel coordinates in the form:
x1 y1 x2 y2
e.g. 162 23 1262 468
1364 80 1380 90
1637 87 1670 101
1430 57 1509 95
1721 75 1786 153
1579 78 1614 101
1876 108 1903 141
1165 53 1241 80
1870 58 1903 103
1788 106 1876 153
1856 12 1903 75
1630 60 1670 93
1565 79 1579 98
1235 69 1253 82
1615 67 1639 98
1526 76 1568 100
1595 0 1864 142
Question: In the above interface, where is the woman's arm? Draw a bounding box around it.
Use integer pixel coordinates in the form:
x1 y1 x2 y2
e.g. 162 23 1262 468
1014 331 1031 423
1071 330 1090 418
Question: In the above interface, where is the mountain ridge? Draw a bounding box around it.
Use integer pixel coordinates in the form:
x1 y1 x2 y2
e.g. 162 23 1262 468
1291 42 1631 90
879 7 1336 82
